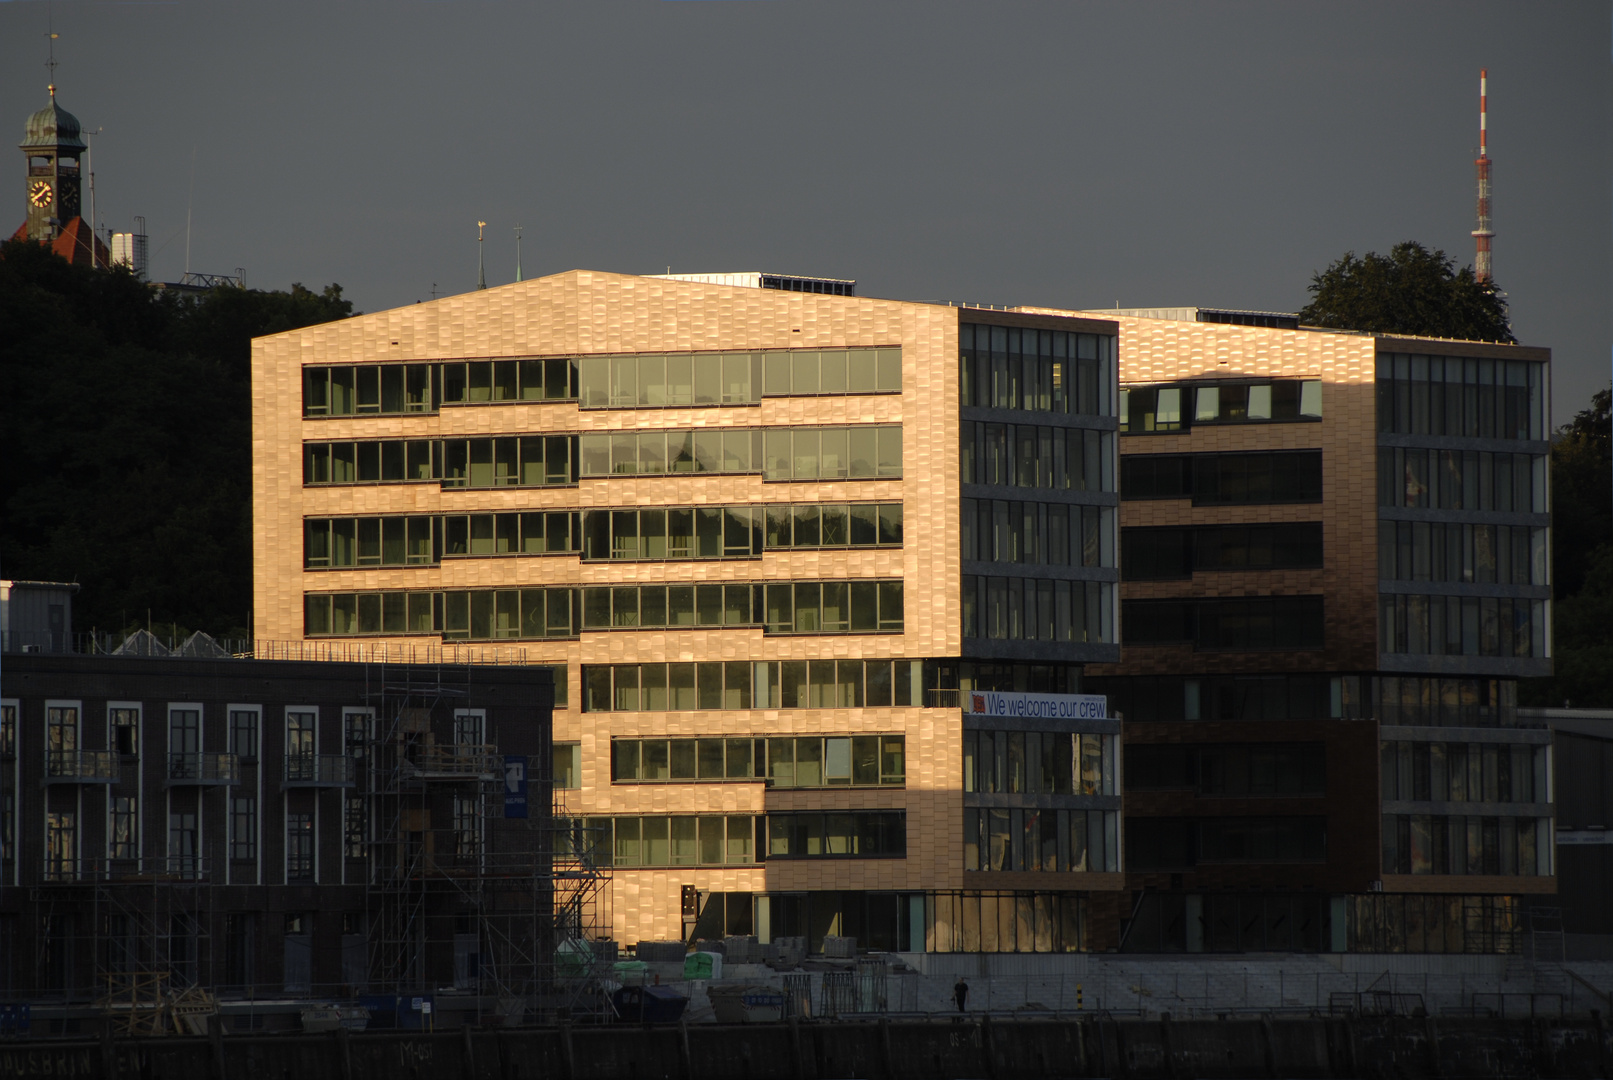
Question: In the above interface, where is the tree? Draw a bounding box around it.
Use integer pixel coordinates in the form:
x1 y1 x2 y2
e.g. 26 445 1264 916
0 239 352 639
1298 241 1514 342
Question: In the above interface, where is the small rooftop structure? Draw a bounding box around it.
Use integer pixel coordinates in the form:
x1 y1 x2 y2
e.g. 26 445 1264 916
0 579 78 654
648 271 856 297
1082 306 1301 331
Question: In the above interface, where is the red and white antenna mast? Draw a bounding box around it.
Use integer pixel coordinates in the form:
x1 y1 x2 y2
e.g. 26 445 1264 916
1472 69 1493 282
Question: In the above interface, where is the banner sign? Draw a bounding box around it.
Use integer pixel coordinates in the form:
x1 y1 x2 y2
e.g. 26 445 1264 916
1556 830 1613 846
965 691 1108 720
503 755 529 818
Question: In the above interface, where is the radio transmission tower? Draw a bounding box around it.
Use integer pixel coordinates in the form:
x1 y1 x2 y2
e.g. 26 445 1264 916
1472 69 1494 283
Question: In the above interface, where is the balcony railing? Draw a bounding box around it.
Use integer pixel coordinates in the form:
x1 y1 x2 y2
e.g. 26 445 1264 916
284 753 357 788
42 750 119 784
41 855 210 883
166 752 240 786
399 744 501 781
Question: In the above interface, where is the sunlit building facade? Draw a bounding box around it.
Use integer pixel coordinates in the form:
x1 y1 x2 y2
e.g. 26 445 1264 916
253 271 1129 952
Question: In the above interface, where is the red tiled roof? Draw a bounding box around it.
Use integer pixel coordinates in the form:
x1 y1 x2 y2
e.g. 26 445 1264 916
8 217 112 268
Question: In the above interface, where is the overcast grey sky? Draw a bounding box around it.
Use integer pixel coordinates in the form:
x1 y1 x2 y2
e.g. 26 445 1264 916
4 1 1608 417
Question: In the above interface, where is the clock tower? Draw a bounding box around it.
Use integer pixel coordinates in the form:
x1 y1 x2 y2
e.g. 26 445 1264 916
19 85 85 244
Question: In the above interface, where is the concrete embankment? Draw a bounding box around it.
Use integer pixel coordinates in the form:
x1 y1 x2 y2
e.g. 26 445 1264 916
0 1015 1609 1080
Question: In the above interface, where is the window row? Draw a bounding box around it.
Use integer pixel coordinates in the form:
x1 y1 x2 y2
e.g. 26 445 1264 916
1126 816 1327 870
44 806 319 879
1087 673 1523 729
1122 523 1323 581
579 426 903 480
304 580 904 639
1347 893 1524 955
1375 676 1517 729
302 348 908 417
581 347 903 409
1378 595 1546 659
958 323 1114 416
304 515 442 567
963 808 1120 873
1120 379 1322 433
1378 522 1547 586
585 502 903 561
1381 741 1547 805
1121 451 1323 505
766 812 908 859
304 439 445 485
1376 355 1546 442
960 423 1113 492
961 501 1114 569
1378 448 1545 513
1125 743 1326 795
304 589 570 639
584 659 928 713
569 815 759 866
962 731 1116 796
13 703 382 763
1084 674 1344 724
1123 596 1324 650
565 812 908 865
302 359 583 416
303 427 905 487
610 735 905 787
306 503 906 569
923 891 1090 954
303 362 438 416
1382 814 1552 877
585 580 904 634
961 577 1114 644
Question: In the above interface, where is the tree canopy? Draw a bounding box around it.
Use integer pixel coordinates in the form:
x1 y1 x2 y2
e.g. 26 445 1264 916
1298 241 1514 343
0 239 352 639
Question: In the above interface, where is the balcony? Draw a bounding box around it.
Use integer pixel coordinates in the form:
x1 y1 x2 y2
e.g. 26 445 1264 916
399 744 501 782
166 752 240 787
42 750 119 785
283 753 357 789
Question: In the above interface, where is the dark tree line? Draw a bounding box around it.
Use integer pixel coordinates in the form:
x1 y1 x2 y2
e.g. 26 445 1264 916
0 238 351 639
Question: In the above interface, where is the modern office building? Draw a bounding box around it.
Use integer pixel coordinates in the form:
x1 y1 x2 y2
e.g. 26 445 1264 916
252 270 1129 953
1057 306 1556 953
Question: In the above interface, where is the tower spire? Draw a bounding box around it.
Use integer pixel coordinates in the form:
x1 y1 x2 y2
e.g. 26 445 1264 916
1472 69 1493 283
45 28 59 94
514 224 523 283
477 220 487 290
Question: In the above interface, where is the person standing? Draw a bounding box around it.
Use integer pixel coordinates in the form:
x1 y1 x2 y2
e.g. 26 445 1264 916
953 977 969 1013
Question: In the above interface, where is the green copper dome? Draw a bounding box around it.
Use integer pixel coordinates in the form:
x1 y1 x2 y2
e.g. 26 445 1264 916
21 91 85 151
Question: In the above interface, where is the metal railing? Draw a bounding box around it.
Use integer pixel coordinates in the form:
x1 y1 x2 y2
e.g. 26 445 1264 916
166 752 239 785
40 855 210 883
399 744 501 780
284 753 357 786
43 749 119 783
3 631 534 667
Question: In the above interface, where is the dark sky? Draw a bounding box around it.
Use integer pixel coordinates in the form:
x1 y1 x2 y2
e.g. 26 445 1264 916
5 1 1608 417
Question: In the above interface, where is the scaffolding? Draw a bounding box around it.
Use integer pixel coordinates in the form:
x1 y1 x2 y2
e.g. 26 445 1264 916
11 656 606 1021
360 660 610 1018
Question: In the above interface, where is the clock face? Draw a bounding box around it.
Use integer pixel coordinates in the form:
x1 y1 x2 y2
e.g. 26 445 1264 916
29 180 51 208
